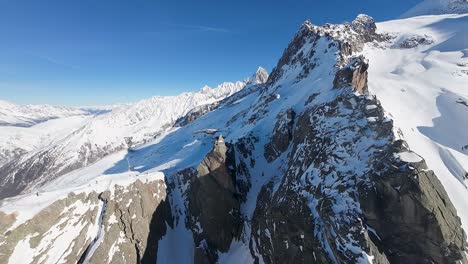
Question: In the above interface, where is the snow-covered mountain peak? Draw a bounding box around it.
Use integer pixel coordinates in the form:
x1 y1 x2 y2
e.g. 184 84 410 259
351 14 377 36
199 85 212 94
246 66 269 85
268 14 381 85
300 19 313 30
299 14 376 40
402 0 468 18
197 81 246 98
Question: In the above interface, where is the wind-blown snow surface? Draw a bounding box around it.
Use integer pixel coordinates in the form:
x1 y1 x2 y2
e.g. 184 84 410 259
364 13 468 230
401 0 468 18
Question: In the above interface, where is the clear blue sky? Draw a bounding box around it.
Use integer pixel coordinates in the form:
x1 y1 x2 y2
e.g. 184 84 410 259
0 0 421 106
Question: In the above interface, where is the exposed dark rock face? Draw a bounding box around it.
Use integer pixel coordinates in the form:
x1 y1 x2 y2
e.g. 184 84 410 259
249 89 393 263
360 141 467 264
397 34 434 49
456 98 468 107
250 180 332 263
247 91 467 263
333 55 369 94
175 103 220 127
187 135 241 262
0 179 167 264
264 109 296 162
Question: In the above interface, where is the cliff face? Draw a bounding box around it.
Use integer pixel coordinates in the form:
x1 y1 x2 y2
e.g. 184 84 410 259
0 178 168 264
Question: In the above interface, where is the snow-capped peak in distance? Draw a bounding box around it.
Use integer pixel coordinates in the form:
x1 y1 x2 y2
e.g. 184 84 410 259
201 66 269 94
401 0 468 18
198 81 245 96
248 66 269 85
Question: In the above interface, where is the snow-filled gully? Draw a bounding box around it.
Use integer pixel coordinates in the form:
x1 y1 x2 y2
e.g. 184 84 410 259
77 194 108 264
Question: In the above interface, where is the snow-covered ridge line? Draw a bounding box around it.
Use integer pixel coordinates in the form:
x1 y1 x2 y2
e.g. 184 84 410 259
401 0 468 18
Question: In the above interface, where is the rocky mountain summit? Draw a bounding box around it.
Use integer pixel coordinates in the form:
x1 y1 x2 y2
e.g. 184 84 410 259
1 5 468 264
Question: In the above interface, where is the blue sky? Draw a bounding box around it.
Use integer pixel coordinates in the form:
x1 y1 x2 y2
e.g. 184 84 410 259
0 0 421 106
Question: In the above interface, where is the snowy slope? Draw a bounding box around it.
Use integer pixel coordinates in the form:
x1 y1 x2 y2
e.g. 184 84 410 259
0 100 92 127
364 13 468 231
0 115 92 165
0 100 117 165
401 0 468 18
0 69 267 199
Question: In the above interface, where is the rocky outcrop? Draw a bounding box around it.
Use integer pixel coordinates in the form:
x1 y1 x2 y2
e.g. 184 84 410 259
249 89 392 263
0 179 167 264
187 135 241 262
360 141 467 264
250 180 332 263
333 55 369 94
268 15 381 85
397 34 434 49
0 148 27 167
174 103 220 127
264 108 296 162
